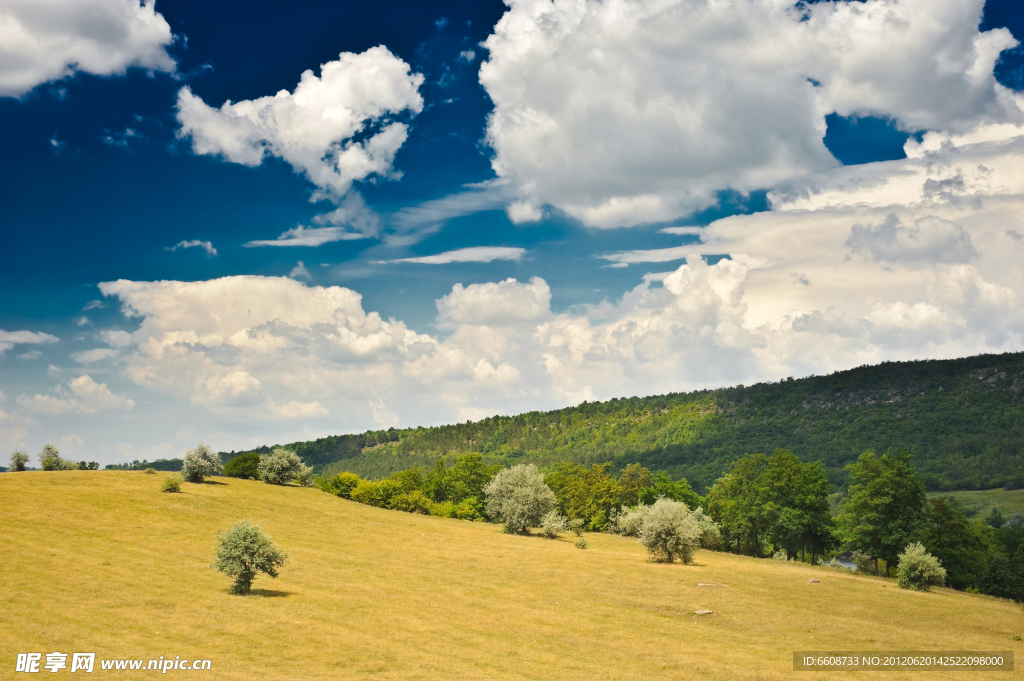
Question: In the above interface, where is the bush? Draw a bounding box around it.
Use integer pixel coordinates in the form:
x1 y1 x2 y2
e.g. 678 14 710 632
541 511 568 538
257 448 312 485
773 549 789 561
9 450 29 472
349 479 383 506
615 505 650 537
161 473 183 493
448 496 484 521
182 443 222 483
639 498 701 564
390 490 434 514
692 506 722 549
144 468 156 475
315 471 361 498
484 464 556 534
569 518 585 537
850 550 874 573
210 520 287 595
895 542 947 591
575 537 589 549
38 444 76 471
223 452 261 479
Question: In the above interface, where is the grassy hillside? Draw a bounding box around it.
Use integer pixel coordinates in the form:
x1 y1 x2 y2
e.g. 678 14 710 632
240 352 1024 492
2 471 1021 680
929 488 1024 520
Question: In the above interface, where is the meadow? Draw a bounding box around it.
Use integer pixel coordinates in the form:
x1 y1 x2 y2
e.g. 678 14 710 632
2 471 1021 680
927 488 1024 520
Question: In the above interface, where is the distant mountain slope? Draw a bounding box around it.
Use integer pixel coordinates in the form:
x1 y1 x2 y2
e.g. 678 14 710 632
225 352 1024 493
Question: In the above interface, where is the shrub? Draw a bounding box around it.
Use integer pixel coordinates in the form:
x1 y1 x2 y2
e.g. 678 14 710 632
390 490 434 514
895 542 947 591
257 448 311 485
773 549 788 561
575 537 589 549
9 450 29 472
181 443 222 483
161 473 183 493
449 496 484 521
541 511 568 538
223 452 261 479
850 550 874 573
615 505 650 537
315 471 361 498
38 444 76 471
569 518 585 536
210 520 287 595
144 468 156 475
484 464 556 534
692 506 722 549
639 498 701 564
349 479 383 506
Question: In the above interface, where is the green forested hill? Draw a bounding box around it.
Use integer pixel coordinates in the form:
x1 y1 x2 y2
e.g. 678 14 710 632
225 352 1024 493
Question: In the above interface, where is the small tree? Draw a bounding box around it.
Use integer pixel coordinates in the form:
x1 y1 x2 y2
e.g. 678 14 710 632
568 518 585 537
541 511 568 538
9 450 29 472
223 452 261 479
182 442 222 483
257 448 311 485
895 542 947 591
484 464 556 534
639 498 702 564
210 520 287 595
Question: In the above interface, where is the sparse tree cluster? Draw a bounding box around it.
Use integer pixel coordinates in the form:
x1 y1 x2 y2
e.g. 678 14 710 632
182 443 222 483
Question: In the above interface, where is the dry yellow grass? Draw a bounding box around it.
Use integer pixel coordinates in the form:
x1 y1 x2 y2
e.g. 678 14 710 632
1 471 1021 680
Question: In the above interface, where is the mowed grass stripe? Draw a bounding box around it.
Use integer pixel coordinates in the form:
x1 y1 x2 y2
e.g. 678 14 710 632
1 471 1021 680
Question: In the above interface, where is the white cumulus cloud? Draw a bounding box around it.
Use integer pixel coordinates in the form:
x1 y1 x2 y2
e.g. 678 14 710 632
480 0 1022 228
0 329 58 353
0 0 175 98
176 46 424 238
18 375 135 414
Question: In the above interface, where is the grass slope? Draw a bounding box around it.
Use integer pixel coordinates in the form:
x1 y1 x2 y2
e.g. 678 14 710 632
2 472 1021 680
251 352 1024 492
928 488 1024 520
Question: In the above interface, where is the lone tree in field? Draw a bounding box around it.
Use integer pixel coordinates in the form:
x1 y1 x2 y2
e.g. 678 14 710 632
639 498 702 563
257 448 312 485
182 442 222 483
484 463 556 534
210 520 288 595
9 450 29 471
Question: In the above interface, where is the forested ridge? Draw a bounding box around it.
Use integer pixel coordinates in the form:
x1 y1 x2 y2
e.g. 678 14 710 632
224 352 1024 493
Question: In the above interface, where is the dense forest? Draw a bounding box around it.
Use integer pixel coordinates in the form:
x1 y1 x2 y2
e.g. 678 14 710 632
223 352 1024 493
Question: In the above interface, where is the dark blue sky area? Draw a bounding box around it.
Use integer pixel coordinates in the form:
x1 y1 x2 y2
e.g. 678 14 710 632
2 0 1021 336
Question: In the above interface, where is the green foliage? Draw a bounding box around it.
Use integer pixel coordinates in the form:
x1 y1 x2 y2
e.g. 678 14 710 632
448 496 484 521
545 462 621 531
258 448 312 485
423 453 502 509
574 536 589 549
541 511 568 538
706 450 836 560
37 444 76 471
618 463 654 506
985 508 1007 528
569 518 585 537
144 468 156 475
614 505 649 537
638 471 702 507
895 542 947 592
389 489 434 514
919 498 992 590
210 520 288 595
639 498 702 564
315 471 362 498
223 452 261 479
270 353 1024 493
980 550 1024 601
161 473 183 493
841 449 926 577
484 464 556 534
182 442 222 483
105 458 183 472
9 450 29 472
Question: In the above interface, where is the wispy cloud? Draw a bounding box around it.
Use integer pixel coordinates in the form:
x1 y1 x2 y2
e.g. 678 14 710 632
388 181 511 244
289 261 311 279
381 246 527 265
0 330 58 353
597 245 695 267
166 239 217 256
245 226 368 248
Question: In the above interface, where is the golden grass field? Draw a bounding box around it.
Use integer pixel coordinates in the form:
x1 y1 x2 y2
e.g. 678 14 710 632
2 471 1021 680
928 488 1024 520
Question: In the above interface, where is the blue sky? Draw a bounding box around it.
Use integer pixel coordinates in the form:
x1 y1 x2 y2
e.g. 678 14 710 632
2 0 1023 465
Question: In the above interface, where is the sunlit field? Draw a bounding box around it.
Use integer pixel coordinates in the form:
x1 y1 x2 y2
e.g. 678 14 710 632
2 471 1021 680
927 488 1024 520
